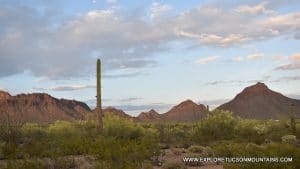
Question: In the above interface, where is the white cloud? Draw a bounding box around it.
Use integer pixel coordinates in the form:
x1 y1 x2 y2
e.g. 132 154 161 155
106 0 117 4
232 56 244 62
231 53 264 62
246 53 264 60
177 31 250 47
289 53 300 61
235 2 275 15
271 55 285 61
275 53 300 70
195 56 219 65
150 2 172 20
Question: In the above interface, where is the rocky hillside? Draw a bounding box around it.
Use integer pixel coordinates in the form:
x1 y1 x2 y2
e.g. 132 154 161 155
0 90 91 123
217 82 300 119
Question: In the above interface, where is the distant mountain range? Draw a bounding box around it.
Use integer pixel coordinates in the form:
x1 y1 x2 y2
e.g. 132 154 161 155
136 100 208 122
0 82 299 123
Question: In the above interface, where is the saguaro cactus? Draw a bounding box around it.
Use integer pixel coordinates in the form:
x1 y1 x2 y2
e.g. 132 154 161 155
290 103 296 135
96 59 103 133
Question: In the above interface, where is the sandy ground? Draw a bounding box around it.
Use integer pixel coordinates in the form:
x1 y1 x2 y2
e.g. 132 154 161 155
0 148 223 169
153 148 223 169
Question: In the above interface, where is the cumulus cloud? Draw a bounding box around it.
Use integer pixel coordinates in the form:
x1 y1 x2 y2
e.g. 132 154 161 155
235 2 275 15
195 56 219 64
0 1 300 79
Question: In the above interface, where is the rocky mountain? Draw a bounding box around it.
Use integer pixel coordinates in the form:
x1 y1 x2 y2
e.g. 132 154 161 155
217 82 300 119
102 107 132 119
0 90 91 123
162 100 208 121
136 109 163 122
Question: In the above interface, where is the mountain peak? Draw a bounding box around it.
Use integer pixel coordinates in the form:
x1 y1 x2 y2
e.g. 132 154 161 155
102 107 132 119
164 99 207 121
148 109 158 114
253 82 268 89
176 99 196 107
137 109 162 122
0 90 11 99
217 82 300 119
240 82 270 96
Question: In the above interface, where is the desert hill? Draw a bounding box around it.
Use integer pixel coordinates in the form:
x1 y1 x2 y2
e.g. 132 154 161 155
136 109 163 122
162 100 208 121
217 82 300 119
0 90 91 123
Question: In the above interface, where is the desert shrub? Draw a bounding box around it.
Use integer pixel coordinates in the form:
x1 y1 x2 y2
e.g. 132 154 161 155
260 120 291 143
281 135 297 145
21 123 46 138
234 119 265 143
104 115 145 140
194 110 236 142
141 160 153 169
4 159 43 169
53 157 76 169
187 145 214 156
188 145 205 153
91 137 149 169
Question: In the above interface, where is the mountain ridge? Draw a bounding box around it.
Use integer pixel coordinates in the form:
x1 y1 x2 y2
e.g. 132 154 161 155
217 82 300 119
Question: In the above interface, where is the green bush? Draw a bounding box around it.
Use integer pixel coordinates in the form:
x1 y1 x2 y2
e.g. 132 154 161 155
188 145 205 153
104 115 145 140
194 110 236 142
281 135 297 145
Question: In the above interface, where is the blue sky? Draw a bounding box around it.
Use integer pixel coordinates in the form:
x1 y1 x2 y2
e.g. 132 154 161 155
0 0 300 116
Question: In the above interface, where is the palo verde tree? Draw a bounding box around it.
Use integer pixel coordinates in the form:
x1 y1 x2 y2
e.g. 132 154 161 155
96 58 103 133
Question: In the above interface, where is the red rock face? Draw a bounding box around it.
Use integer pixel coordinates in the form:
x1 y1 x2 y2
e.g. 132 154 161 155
217 82 300 119
0 91 91 123
162 100 207 122
0 90 11 99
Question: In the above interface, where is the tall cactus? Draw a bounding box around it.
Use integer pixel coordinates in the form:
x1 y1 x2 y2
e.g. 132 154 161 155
96 59 103 133
290 103 296 135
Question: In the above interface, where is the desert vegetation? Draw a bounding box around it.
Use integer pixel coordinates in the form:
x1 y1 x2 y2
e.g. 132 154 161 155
0 110 299 169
